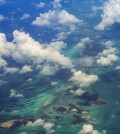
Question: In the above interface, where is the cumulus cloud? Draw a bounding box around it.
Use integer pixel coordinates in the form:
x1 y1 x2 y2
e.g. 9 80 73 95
73 56 94 68
51 81 58 86
96 0 120 30
32 10 80 28
97 46 119 66
70 88 86 96
54 25 77 41
79 124 93 134
0 57 7 68
76 37 93 50
26 119 54 133
79 124 106 134
115 66 120 70
53 31 67 41
27 78 32 82
79 57 94 67
20 13 30 20
43 122 55 133
0 32 15 56
0 30 73 75
4 67 19 74
70 71 98 87
47 41 66 52
10 89 24 98
97 54 118 66
103 41 114 48
12 30 73 69
100 47 117 56
20 65 33 74
27 119 44 127
40 64 59 75
32 0 81 40
52 0 62 9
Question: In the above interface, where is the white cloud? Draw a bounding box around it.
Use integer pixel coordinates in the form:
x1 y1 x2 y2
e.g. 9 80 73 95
80 124 93 134
0 32 15 56
32 10 80 28
27 78 32 82
79 124 106 134
75 57 94 67
71 69 76 73
51 81 58 86
10 89 17 97
107 54 118 61
32 0 81 40
70 88 86 96
10 89 24 98
15 94 24 98
97 54 118 66
70 71 98 87
76 37 93 50
115 65 120 70
12 30 73 69
103 41 114 48
35 2 45 8
97 46 119 66
43 122 54 133
97 57 111 66
20 13 30 20
54 24 77 41
0 30 73 75
52 0 62 9
81 37 93 45
40 64 59 75
26 119 44 127
47 41 66 52
96 0 120 30
53 31 67 41
4 67 19 74
0 57 7 68
20 65 33 74
26 119 54 133
100 47 117 56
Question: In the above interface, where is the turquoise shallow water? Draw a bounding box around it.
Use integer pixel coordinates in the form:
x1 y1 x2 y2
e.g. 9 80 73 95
1 62 120 134
0 0 120 134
